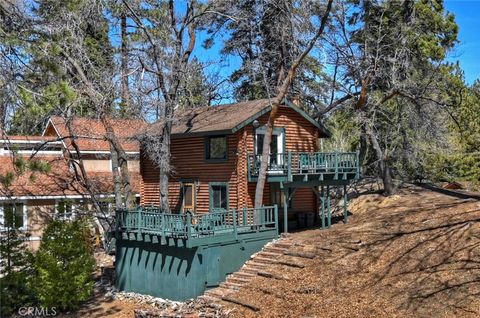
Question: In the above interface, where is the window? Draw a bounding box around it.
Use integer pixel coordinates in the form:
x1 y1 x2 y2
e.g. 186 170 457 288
182 182 196 213
206 136 227 161
2 203 25 229
209 183 228 212
270 183 292 209
56 200 74 220
255 127 284 168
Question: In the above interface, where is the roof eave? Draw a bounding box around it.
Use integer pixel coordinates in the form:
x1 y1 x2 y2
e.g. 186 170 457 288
231 104 272 134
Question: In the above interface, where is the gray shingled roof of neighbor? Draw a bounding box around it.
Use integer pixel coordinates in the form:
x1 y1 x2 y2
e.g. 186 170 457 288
146 99 331 137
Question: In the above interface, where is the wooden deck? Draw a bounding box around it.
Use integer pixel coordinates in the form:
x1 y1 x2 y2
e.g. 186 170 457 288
247 151 360 184
115 206 278 248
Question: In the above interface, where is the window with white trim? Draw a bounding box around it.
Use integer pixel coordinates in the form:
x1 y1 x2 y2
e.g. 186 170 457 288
56 200 74 220
0 202 27 230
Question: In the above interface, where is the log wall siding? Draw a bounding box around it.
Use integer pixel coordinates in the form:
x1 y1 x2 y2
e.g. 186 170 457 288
242 106 318 212
141 134 240 213
140 106 320 214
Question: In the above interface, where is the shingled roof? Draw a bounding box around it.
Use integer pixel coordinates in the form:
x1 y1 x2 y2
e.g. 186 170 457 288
44 116 148 152
0 155 140 199
148 99 330 137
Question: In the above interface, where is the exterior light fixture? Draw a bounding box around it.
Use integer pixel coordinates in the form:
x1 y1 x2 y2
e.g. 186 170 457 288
252 120 260 128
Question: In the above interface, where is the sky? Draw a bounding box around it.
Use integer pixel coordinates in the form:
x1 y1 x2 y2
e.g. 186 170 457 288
445 0 480 84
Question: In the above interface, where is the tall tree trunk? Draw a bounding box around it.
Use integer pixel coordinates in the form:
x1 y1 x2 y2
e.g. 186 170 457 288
102 117 132 208
120 11 131 116
358 125 368 175
254 0 333 219
367 126 395 196
110 144 122 208
159 122 171 212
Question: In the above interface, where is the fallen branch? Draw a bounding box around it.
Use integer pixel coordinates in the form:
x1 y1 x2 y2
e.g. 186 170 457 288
221 296 260 312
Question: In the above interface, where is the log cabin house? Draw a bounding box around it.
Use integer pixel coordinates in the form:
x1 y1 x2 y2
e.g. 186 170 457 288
115 99 360 300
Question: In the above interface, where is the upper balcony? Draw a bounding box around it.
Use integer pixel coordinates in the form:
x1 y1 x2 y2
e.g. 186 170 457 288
247 151 360 184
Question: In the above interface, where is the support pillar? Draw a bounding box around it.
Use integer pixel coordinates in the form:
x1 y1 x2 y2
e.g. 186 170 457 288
343 185 348 224
327 185 331 228
320 186 325 229
283 186 288 233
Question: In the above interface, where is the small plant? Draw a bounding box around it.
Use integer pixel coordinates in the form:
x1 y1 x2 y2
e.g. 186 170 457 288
31 218 95 312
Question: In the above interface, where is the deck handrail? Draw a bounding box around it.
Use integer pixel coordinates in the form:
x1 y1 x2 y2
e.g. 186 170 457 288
116 205 278 241
247 151 360 180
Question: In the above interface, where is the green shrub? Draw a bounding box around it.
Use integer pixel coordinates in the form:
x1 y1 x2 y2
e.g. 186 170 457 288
32 218 95 312
0 228 36 317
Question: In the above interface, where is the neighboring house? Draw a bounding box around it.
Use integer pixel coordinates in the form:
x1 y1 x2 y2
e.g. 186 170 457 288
115 99 360 300
0 117 145 249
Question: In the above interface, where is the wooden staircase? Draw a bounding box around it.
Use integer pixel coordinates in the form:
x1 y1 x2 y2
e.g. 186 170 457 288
199 235 295 302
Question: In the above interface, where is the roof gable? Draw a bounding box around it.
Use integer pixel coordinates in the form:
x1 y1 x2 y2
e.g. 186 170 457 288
149 99 330 138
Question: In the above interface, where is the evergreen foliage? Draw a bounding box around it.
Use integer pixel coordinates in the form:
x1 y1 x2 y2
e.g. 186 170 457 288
0 228 35 317
31 219 95 312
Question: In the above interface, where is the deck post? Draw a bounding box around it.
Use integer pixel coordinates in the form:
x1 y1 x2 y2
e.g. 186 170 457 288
321 186 325 229
232 209 238 239
137 208 142 235
283 187 288 233
327 185 331 228
186 213 192 240
287 151 292 181
274 204 279 234
161 213 165 238
343 184 348 224
243 207 247 226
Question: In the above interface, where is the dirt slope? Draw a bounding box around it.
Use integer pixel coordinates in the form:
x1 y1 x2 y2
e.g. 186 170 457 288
221 185 480 318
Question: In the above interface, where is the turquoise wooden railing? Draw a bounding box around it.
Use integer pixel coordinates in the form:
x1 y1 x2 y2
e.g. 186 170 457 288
116 205 278 240
247 151 360 180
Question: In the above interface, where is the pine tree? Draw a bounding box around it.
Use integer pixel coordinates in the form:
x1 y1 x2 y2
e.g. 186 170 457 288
0 226 35 317
32 218 95 312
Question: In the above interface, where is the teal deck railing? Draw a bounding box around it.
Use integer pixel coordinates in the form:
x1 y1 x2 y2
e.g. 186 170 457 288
248 151 360 181
115 205 278 247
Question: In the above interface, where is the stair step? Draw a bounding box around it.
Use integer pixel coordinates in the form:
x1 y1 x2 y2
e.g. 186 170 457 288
226 276 251 285
272 242 294 249
249 256 272 264
263 246 287 254
235 272 256 278
256 251 279 259
220 282 243 290
242 267 260 275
